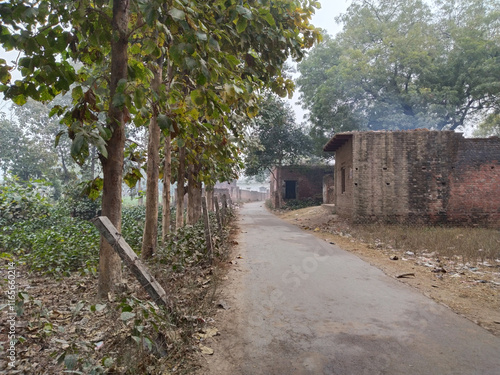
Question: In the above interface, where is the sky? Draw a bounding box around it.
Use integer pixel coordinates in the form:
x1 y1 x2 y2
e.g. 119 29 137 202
290 0 351 123
312 0 350 36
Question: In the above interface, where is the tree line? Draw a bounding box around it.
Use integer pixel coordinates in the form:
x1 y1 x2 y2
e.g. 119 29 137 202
1 0 498 299
0 0 321 297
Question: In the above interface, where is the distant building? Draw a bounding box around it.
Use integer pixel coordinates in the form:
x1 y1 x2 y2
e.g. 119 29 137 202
323 130 500 226
269 165 334 208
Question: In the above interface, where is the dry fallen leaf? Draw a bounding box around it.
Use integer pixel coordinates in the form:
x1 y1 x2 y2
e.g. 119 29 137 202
196 327 219 340
199 345 214 355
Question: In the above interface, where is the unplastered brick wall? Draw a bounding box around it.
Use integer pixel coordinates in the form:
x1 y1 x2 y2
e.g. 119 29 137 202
447 138 500 226
330 130 500 226
334 137 354 218
344 131 476 222
346 130 500 225
279 165 332 200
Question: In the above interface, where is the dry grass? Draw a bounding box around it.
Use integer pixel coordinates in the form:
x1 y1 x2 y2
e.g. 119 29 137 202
349 224 500 265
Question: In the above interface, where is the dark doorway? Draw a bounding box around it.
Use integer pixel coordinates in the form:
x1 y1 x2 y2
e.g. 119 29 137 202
285 180 297 199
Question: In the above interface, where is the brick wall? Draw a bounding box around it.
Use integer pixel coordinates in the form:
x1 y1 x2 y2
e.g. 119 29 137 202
332 131 500 227
281 166 331 200
334 137 354 218
270 166 332 208
447 138 500 225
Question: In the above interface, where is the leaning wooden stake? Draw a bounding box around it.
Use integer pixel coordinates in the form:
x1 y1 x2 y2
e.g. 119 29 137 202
91 216 170 308
202 197 213 261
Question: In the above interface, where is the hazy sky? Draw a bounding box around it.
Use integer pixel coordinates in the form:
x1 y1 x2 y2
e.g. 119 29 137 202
312 0 350 37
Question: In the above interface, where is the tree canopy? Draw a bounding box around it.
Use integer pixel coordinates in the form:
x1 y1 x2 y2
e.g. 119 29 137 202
0 0 321 294
297 0 500 152
245 93 312 177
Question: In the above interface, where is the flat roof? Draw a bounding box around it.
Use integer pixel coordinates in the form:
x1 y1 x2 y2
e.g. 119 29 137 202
323 133 354 152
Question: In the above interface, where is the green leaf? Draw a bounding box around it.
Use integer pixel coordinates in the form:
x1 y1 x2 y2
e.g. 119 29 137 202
103 357 114 368
157 114 172 130
261 11 276 26
143 337 153 351
112 92 126 108
196 32 207 41
236 5 253 20
133 89 145 108
12 94 27 106
123 169 143 188
64 354 78 370
196 72 207 86
71 86 83 102
91 303 107 312
96 139 108 159
131 335 141 345
190 89 205 106
54 130 65 148
236 17 248 34
169 8 185 21
71 133 85 157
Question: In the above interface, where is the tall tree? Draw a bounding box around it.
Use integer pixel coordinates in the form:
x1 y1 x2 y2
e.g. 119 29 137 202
97 0 130 297
0 0 321 286
297 0 500 150
245 93 313 193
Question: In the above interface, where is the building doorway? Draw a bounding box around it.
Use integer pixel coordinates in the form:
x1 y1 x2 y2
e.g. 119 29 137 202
285 180 297 199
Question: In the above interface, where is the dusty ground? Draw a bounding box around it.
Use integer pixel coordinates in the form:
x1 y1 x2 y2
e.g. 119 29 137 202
276 205 500 337
0 260 223 374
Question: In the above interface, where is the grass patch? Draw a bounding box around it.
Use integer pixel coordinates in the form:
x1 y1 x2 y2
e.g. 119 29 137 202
349 224 500 264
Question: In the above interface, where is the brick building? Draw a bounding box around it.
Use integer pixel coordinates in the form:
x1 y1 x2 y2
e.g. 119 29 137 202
323 130 500 226
270 165 333 208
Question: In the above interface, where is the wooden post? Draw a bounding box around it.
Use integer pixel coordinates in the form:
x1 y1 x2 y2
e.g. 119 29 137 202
202 197 213 261
214 195 222 234
91 216 170 309
221 194 228 226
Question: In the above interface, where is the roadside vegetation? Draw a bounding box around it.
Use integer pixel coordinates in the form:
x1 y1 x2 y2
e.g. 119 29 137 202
0 176 236 374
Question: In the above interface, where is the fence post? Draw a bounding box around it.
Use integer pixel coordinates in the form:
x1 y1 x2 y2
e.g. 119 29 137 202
202 197 213 261
214 195 222 234
221 194 228 226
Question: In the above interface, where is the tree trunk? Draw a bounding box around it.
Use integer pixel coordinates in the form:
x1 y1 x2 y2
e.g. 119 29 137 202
141 63 162 259
162 134 172 242
206 185 214 211
175 145 186 229
90 146 96 180
141 122 161 258
137 172 143 206
98 0 129 298
187 159 203 225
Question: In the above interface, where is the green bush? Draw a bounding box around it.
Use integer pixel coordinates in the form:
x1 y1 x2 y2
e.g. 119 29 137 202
0 205 100 276
0 176 231 277
60 181 101 221
0 176 52 225
121 205 147 252
282 197 322 210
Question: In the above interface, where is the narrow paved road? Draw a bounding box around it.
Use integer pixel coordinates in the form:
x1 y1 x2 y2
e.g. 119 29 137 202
203 202 500 375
